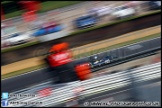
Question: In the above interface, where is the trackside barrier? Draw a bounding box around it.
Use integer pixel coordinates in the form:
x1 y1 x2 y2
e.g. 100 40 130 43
8 62 161 107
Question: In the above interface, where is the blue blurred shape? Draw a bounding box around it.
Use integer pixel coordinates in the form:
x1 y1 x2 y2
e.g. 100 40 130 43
33 25 63 36
33 28 46 36
48 25 63 33
1 93 9 99
74 15 97 29
1 100 8 107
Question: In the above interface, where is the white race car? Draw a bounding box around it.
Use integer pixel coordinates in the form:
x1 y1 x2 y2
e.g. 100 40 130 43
111 6 136 19
4 32 34 46
88 5 113 17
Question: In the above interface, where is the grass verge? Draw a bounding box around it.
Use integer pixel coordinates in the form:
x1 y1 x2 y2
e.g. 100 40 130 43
39 1 83 13
1 33 161 79
1 10 161 53
4 1 83 19
1 1 12 4
69 10 161 36
5 10 23 19
1 41 40 53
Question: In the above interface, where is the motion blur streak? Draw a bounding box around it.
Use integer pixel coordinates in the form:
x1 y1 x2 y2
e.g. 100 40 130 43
1 1 161 107
7 62 161 107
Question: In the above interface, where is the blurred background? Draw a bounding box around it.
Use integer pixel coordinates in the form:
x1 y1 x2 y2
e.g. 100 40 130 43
1 1 161 107
1 1 161 48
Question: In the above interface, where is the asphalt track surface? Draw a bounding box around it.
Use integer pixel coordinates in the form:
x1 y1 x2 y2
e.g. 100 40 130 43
1 52 160 93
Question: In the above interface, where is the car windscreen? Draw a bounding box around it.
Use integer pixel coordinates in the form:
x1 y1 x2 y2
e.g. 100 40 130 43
121 6 128 9
10 33 21 38
76 16 94 24
113 6 128 11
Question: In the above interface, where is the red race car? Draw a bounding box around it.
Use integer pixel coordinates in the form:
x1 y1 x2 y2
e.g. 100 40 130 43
45 42 78 83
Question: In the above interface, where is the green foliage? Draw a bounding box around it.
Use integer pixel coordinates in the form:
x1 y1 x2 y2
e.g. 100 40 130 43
1 41 40 53
69 10 161 36
3 1 83 18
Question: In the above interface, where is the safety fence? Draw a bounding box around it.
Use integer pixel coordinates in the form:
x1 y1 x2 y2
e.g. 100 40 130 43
7 62 161 107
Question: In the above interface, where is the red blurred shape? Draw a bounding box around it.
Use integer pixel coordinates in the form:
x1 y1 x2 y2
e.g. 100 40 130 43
42 21 57 28
49 42 69 53
47 50 72 67
23 11 37 22
152 57 161 63
75 63 92 81
19 1 40 12
38 88 52 97
47 42 72 67
1 6 5 20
